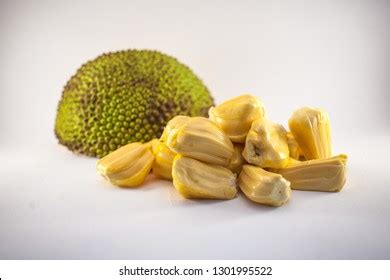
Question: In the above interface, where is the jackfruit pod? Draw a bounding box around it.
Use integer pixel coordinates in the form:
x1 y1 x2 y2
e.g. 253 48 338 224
242 118 289 168
238 165 291 207
286 132 300 160
272 154 347 192
147 138 161 155
209 94 265 143
153 142 176 180
172 155 238 199
160 115 191 142
167 117 234 166
289 107 332 160
97 142 154 187
227 144 246 174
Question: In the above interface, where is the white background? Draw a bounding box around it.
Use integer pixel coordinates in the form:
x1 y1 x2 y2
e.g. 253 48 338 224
0 0 389 259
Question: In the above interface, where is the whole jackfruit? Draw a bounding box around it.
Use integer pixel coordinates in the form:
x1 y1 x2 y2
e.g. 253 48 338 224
55 50 214 158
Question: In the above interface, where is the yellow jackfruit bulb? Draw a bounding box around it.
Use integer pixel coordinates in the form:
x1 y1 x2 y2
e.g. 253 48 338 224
227 144 246 174
153 142 176 180
147 138 161 155
238 165 291 207
272 154 347 192
96 142 154 187
160 115 191 142
289 107 332 160
209 94 265 143
286 132 300 160
242 118 289 168
167 117 234 166
172 155 238 199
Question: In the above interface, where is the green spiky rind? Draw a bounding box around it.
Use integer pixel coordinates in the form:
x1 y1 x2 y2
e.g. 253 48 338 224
55 50 214 158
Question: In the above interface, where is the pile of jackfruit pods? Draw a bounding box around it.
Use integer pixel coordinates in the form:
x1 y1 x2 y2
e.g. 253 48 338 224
97 95 347 207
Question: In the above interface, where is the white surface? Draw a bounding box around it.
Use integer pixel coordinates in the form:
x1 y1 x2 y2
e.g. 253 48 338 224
1 0 389 259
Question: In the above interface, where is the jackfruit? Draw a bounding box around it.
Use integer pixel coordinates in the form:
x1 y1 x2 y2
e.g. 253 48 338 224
167 117 234 166
289 107 332 160
148 138 161 155
272 154 347 192
286 132 300 160
242 118 289 168
227 144 246 174
159 115 191 142
238 165 291 206
97 142 154 187
209 94 265 143
153 142 176 180
172 155 237 199
55 50 214 158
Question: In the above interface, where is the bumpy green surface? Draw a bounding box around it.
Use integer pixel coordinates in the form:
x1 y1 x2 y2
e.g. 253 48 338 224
55 50 214 158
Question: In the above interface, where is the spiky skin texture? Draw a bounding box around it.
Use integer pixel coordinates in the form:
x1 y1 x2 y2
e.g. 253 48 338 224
55 50 214 158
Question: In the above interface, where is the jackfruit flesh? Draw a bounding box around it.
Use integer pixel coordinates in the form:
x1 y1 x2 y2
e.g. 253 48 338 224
227 144 246 174
209 94 265 143
93 92 347 205
286 132 300 160
243 118 289 168
167 117 234 166
289 107 332 160
159 115 191 142
55 50 214 158
238 165 291 207
153 142 176 180
148 138 161 155
172 155 238 199
97 142 154 187
272 154 347 192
